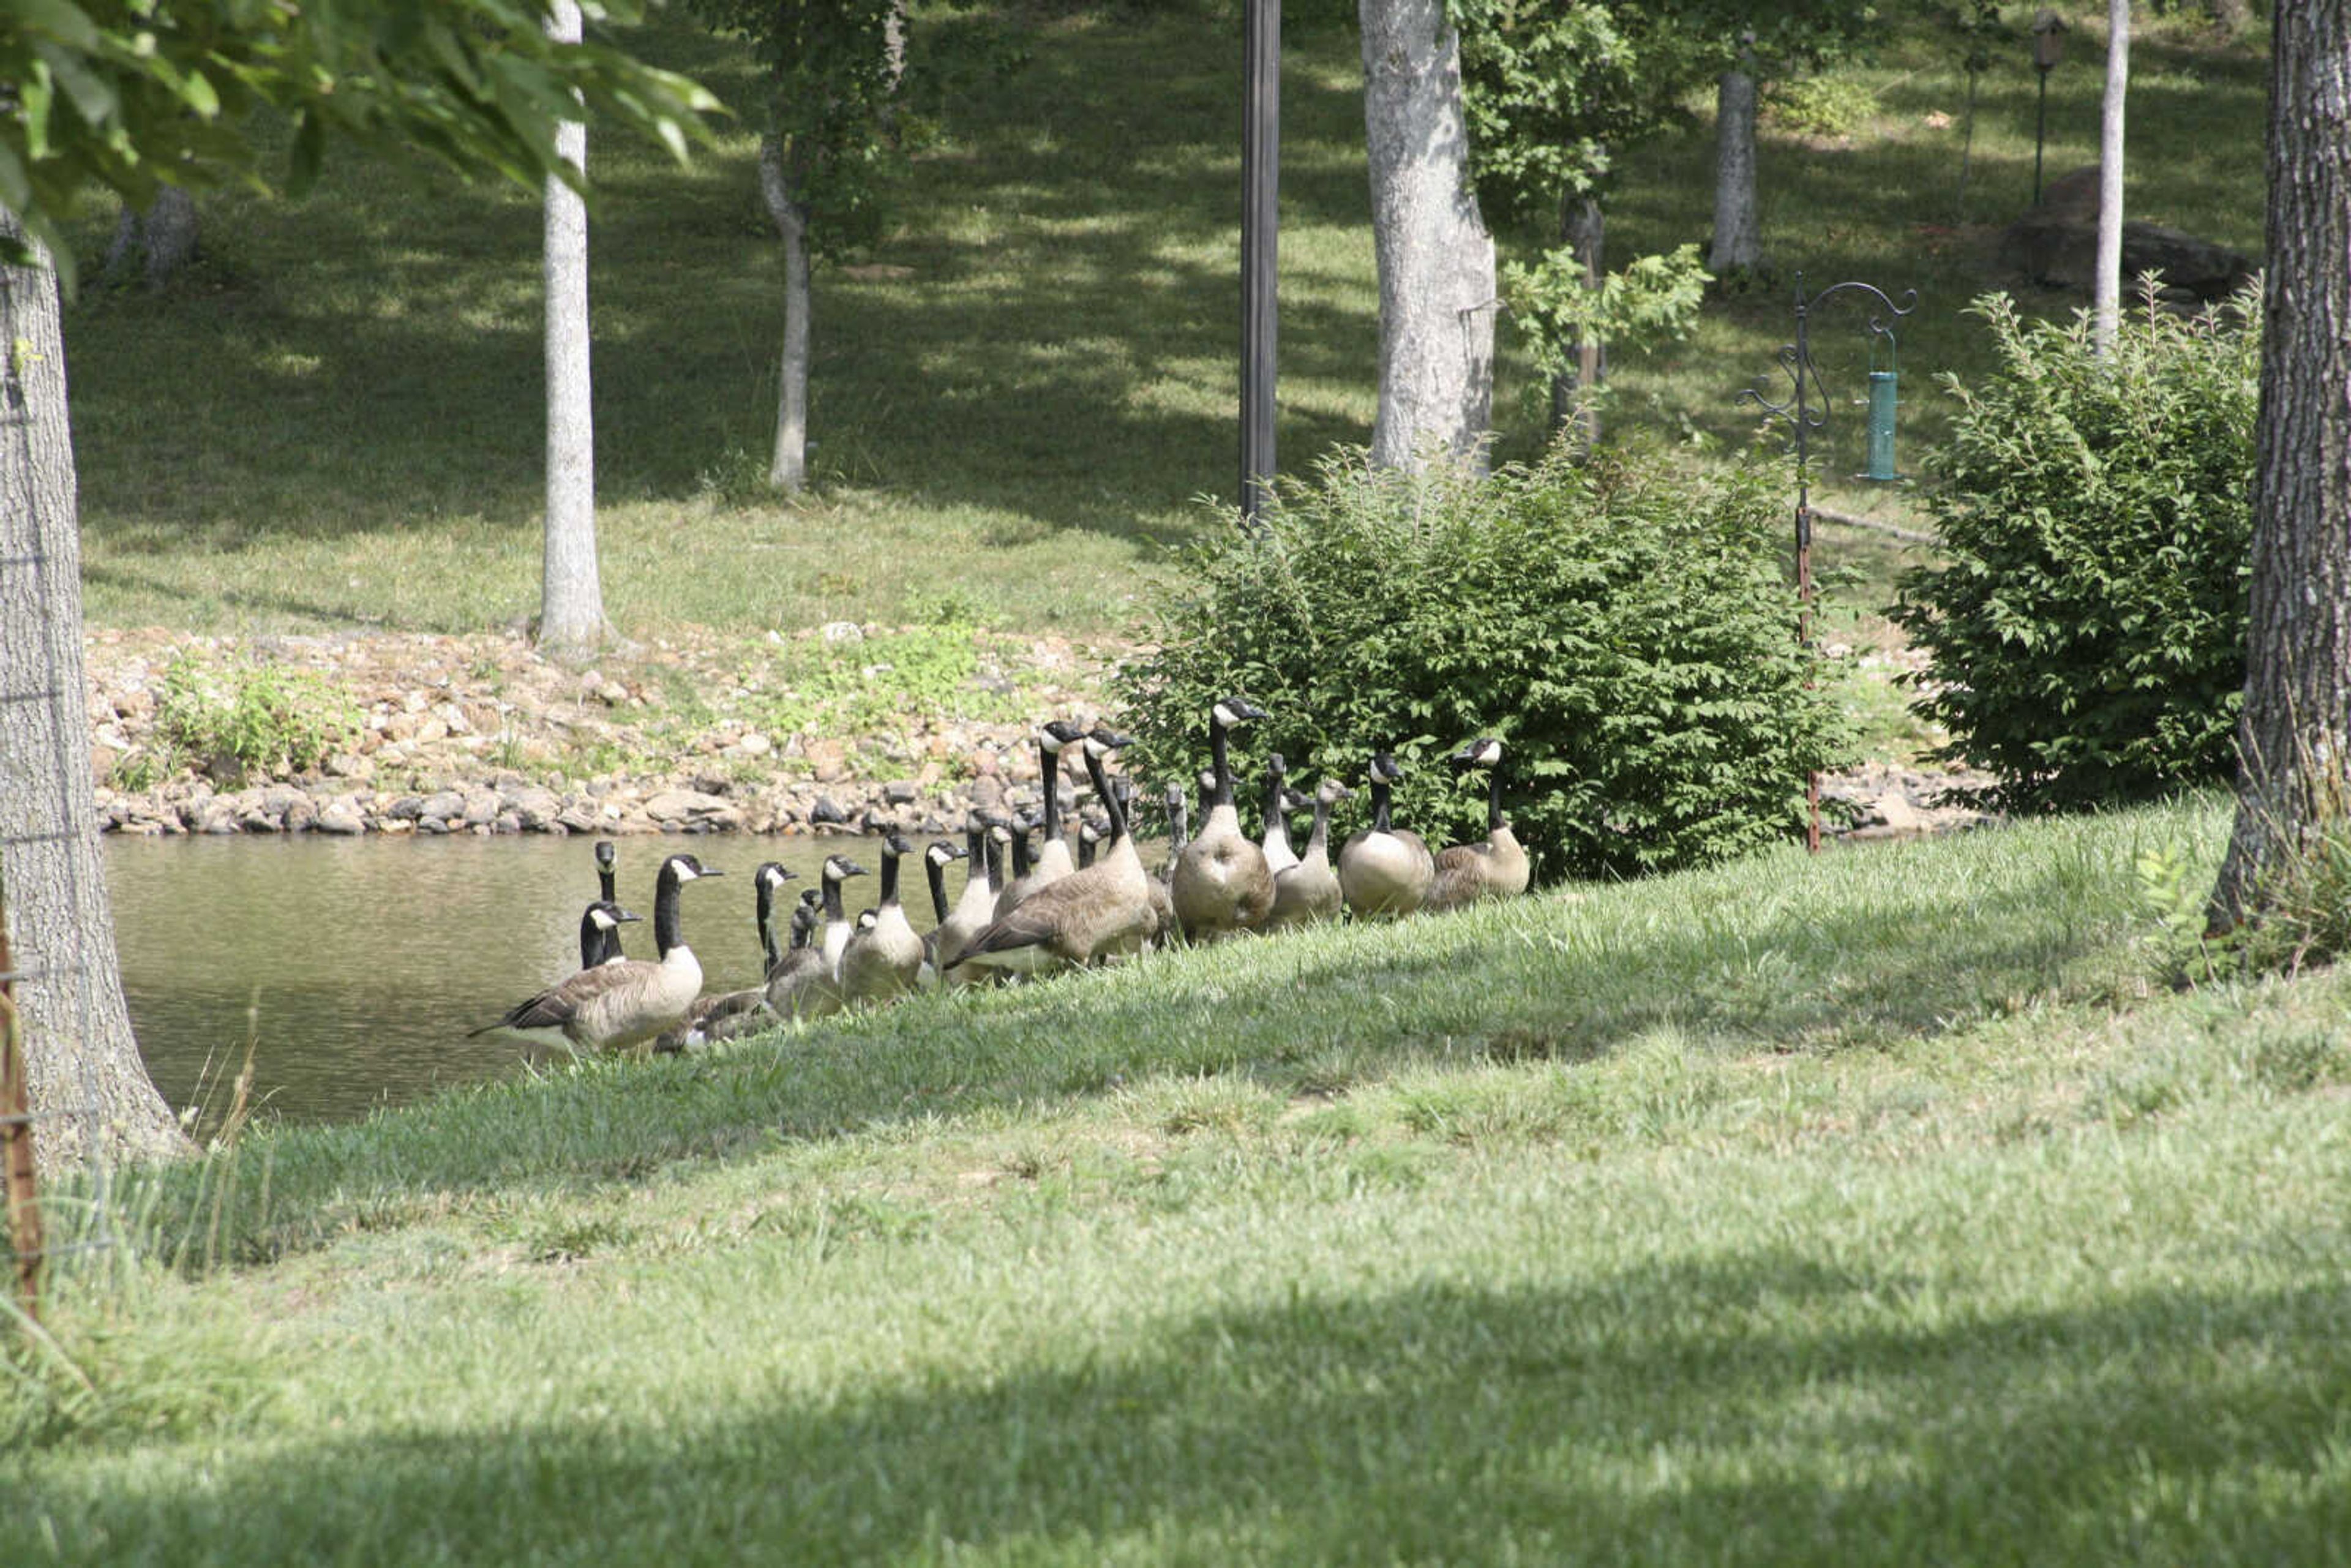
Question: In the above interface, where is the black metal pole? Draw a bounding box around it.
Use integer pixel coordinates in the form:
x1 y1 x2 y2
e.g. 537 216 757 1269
2033 65 2050 204
1239 0 1279 524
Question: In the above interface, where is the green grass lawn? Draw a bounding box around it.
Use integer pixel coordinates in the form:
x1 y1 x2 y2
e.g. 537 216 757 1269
10 793 2351 1562
58 4 2269 642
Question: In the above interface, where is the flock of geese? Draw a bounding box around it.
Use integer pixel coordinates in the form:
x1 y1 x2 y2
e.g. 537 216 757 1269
470 698 1530 1054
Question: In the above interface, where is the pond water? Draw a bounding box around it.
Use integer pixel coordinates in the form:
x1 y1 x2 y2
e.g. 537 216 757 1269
104 834 978 1128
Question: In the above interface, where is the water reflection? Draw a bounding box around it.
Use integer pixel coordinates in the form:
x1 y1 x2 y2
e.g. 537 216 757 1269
103 834 949 1127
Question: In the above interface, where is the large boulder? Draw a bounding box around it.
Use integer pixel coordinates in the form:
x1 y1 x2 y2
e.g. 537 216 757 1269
1998 165 2257 304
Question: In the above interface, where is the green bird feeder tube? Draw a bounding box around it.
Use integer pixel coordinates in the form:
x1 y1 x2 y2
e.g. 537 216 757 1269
1862 335 1899 481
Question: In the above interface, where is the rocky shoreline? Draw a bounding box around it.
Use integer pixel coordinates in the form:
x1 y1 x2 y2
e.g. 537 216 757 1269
81 627 1997 842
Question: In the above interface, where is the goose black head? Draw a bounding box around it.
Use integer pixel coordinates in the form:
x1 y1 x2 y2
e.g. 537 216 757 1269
927 840 967 868
1163 781 1187 811
755 861 797 892
1368 753 1405 784
661 852 722 883
1084 724 1136 758
594 840 617 872
825 853 871 882
1317 776 1357 806
1211 695 1267 728
1040 718 1089 752
1450 736 1505 770
1281 786 1312 814
588 899 643 931
855 909 879 931
883 831 916 858
1266 751 1288 780
800 887 824 910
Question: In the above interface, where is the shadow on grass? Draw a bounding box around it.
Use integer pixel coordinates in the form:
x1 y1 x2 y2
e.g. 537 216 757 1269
28 1253 2349 1561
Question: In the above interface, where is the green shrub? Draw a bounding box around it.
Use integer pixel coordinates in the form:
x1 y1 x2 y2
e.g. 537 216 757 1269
1764 73 1879 140
1891 289 2259 811
1112 445 1856 881
146 655 357 783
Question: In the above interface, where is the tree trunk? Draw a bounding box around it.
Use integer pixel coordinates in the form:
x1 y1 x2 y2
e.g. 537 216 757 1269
103 188 198 290
1360 0 1495 473
2210 0 2351 929
0 212 188 1176
538 0 607 661
2093 0 2130 356
1709 61 1763 276
759 135 812 494
1550 192 1604 449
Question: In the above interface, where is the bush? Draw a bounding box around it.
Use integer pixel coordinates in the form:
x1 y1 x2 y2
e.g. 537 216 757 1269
1111 445 1856 881
144 654 357 783
1891 288 2259 811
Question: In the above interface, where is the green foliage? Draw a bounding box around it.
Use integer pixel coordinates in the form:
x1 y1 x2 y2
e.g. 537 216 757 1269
1454 1 1696 223
744 621 1024 764
689 0 915 251
1503 242 1710 417
1892 288 2260 811
1763 72 1879 138
1113 445 1856 880
144 654 358 784
0 0 721 288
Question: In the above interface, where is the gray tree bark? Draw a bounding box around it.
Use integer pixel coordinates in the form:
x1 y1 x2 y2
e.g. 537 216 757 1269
1709 61 1763 276
2211 0 2351 928
0 212 188 1174
2093 0 2130 356
759 134 812 494
1550 193 1604 448
538 0 608 661
1360 0 1494 473
103 188 198 290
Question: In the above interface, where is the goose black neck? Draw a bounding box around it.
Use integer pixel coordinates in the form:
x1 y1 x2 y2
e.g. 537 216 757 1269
984 833 1004 893
790 916 811 953
1261 762 1285 835
1487 763 1505 834
756 891 781 973
1040 742 1063 839
822 870 846 923
598 863 616 906
1308 795 1333 856
1169 801 1189 857
879 847 902 909
579 910 609 971
1086 748 1129 842
1010 829 1032 879
654 865 685 957
925 855 952 923
965 821 989 869
1371 777 1393 835
1209 717 1234 809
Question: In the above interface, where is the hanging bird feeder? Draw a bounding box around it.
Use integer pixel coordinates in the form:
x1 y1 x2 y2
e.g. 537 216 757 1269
1861 329 1900 482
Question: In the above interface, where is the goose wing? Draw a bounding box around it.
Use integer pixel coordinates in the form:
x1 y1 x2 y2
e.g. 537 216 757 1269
470 961 639 1037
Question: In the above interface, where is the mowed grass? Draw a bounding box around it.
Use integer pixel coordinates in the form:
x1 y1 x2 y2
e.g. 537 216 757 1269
10 794 2351 1562
58 5 2268 639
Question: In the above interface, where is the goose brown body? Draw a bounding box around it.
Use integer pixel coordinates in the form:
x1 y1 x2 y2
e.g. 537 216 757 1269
1171 698 1274 940
1338 754 1433 918
950 729 1153 975
1424 738 1531 912
471 854 721 1052
1267 777 1351 929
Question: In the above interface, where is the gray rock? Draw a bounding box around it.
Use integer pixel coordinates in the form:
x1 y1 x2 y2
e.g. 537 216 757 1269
810 795 849 826
317 798 367 835
883 779 921 805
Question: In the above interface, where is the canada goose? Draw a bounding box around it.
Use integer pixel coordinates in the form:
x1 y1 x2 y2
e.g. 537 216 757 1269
1258 753 1300 876
764 893 840 1021
576 898 642 971
1425 737 1532 912
660 861 800 1051
1076 814 1106 870
915 838 970 987
589 840 627 964
951 726 1153 974
996 720 1087 915
841 832 926 1007
1267 776 1353 929
1172 696 1276 941
471 852 723 1052
1339 752 1435 918
817 852 871 979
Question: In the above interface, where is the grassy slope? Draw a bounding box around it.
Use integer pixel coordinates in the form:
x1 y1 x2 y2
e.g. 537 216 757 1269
10 795 2351 1562
60 6 2268 640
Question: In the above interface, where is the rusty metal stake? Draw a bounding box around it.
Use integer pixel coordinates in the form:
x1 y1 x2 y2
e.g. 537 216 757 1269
0 901 43 1327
